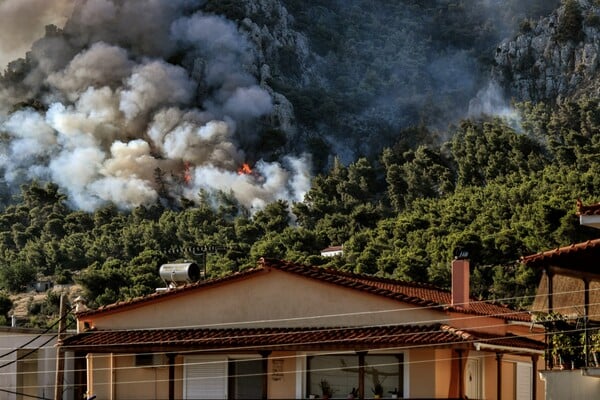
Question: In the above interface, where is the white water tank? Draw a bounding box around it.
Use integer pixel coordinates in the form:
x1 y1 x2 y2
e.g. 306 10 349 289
159 263 201 285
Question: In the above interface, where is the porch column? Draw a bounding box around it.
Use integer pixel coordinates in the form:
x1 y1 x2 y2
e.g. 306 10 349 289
167 353 176 400
456 349 464 399
546 268 554 369
357 352 366 399
496 353 503 400
546 268 553 312
260 351 271 400
531 355 538 400
584 278 590 367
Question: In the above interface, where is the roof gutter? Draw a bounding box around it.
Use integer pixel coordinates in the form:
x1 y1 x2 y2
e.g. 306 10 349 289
474 342 544 356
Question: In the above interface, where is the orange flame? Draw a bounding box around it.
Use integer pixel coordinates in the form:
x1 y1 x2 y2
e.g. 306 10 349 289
237 163 252 175
183 161 192 184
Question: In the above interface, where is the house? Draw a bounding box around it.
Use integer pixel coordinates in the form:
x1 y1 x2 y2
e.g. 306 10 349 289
521 200 600 399
320 245 344 257
61 257 545 400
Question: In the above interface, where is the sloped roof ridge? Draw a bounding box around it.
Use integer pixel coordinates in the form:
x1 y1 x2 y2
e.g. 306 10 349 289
521 238 600 264
576 199 600 216
260 257 444 289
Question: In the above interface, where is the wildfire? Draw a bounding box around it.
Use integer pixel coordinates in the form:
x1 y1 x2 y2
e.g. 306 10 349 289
237 163 252 175
183 161 192 185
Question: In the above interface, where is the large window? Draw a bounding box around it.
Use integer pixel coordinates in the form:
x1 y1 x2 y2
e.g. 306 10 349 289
307 353 404 399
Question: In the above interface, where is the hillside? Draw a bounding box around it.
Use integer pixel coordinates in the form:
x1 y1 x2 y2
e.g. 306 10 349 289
2 0 600 326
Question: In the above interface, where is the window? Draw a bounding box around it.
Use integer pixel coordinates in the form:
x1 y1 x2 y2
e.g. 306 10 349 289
229 358 265 399
307 353 404 399
184 355 265 400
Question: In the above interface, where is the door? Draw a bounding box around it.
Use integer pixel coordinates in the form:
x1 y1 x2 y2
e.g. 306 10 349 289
465 358 481 399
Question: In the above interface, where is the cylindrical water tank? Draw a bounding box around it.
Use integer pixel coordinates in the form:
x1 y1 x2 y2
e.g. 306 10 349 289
159 263 201 284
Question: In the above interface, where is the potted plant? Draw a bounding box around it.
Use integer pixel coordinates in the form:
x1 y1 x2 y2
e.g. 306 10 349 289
389 388 399 399
319 379 334 400
347 387 358 399
371 382 384 399
551 330 579 369
590 329 600 367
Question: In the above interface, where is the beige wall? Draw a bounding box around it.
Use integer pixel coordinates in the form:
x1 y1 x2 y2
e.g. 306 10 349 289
88 353 183 400
408 348 438 398
434 349 453 398
83 269 446 330
267 351 298 399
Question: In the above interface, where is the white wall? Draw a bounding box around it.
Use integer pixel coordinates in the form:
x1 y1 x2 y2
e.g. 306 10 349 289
540 369 600 400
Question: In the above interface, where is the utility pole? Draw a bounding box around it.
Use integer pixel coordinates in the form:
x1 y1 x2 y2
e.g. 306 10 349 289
54 294 67 400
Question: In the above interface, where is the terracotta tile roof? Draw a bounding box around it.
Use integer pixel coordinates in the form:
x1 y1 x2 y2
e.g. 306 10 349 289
521 239 600 275
77 258 529 322
321 245 343 252
576 199 600 216
61 324 544 353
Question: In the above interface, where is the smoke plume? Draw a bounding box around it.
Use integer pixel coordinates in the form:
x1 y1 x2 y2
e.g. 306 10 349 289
0 0 75 69
0 0 310 212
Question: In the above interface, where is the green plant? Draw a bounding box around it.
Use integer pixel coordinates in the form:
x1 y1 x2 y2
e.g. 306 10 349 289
372 382 384 397
319 379 333 398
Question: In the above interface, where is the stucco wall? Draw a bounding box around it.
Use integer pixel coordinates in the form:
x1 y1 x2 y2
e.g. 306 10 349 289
83 269 446 330
408 348 437 398
0 329 61 400
267 351 297 399
540 369 600 400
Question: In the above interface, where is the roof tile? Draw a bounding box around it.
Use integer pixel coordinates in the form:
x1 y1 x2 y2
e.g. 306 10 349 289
62 324 544 352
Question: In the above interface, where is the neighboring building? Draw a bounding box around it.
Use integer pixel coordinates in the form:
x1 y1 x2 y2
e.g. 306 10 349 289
320 245 344 257
521 200 600 399
0 326 69 400
62 257 545 400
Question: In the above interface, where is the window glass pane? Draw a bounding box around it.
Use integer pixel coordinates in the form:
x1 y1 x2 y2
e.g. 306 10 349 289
364 355 402 398
308 355 359 398
230 359 264 399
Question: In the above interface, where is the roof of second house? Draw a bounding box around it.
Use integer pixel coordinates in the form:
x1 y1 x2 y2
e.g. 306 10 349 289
61 323 545 355
521 238 600 279
77 258 531 322
576 199 600 216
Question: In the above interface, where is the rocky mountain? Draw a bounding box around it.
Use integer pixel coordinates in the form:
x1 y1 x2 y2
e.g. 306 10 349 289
493 0 600 103
0 0 570 212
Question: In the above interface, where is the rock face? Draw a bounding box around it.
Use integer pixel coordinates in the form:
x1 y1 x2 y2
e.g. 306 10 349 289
236 0 313 138
493 0 600 103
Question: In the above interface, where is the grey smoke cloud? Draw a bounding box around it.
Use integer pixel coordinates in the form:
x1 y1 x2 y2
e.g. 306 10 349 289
0 0 74 69
0 0 309 211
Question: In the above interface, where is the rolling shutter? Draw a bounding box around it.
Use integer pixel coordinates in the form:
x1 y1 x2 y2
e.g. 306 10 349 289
516 362 532 400
184 356 227 399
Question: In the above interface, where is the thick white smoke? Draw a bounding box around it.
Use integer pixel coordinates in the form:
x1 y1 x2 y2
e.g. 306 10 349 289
0 0 310 212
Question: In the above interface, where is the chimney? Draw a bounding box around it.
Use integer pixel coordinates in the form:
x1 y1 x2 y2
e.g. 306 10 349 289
451 258 470 309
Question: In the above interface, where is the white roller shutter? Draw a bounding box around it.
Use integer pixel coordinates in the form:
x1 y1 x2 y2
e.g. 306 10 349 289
516 362 532 400
184 356 227 399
